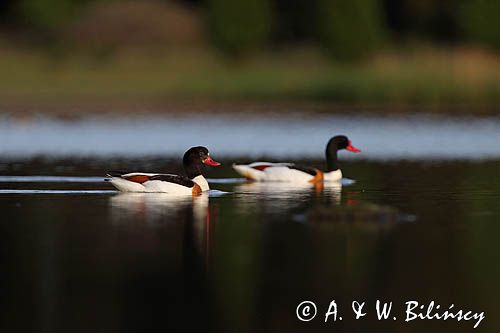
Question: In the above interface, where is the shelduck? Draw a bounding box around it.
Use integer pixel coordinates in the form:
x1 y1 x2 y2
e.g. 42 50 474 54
106 146 220 195
232 135 360 183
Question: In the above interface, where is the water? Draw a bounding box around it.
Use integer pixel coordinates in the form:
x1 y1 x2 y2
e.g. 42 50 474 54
2 113 500 159
1 113 499 332
0 158 499 333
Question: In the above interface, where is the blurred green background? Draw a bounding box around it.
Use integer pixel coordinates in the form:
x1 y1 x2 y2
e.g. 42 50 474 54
0 0 499 109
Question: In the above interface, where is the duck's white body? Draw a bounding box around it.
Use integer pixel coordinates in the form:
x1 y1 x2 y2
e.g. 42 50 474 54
107 173 208 195
106 146 220 196
232 162 342 183
232 136 360 184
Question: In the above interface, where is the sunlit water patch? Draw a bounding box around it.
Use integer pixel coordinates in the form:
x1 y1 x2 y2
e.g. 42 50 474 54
2 113 500 160
0 176 105 182
0 189 117 194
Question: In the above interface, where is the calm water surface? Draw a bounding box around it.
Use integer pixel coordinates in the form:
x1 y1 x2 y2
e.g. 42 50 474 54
2 113 500 159
0 157 499 333
1 111 499 332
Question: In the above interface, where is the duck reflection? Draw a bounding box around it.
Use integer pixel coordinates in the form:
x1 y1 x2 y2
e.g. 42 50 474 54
107 193 216 331
232 180 414 228
109 193 198 223
109 192 214 270
233 181 342 214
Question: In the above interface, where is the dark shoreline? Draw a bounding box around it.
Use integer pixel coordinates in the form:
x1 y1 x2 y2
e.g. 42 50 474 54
1 99 499 118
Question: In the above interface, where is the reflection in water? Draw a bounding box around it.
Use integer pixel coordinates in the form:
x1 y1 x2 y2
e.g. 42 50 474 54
232 180 412 229
302 202 416 229
109 193 213 271
110 193 206 225
322 181 343 205
3 159 500 333
107 192 215 331
235 181 325 195
233 181 342 214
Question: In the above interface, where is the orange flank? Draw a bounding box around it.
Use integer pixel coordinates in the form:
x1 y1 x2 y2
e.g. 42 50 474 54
192 183 202 196
125 175 150 184
309 169 324 184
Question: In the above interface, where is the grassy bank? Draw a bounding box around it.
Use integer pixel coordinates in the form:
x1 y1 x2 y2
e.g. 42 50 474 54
1 45 499 113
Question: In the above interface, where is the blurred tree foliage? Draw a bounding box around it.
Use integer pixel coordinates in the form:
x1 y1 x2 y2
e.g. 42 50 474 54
383 0 459 42
273 0 317 42
316 0 386 60
461 0 500 49
0 0 499 59
206 0 272 54
16 0 89 32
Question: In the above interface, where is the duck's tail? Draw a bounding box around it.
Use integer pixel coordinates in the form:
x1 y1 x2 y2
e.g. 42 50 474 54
232 164 260 181
107 170 129 177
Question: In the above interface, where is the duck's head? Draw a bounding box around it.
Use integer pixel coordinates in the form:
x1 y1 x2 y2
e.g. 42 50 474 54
183 146 221 171
327 135 361 153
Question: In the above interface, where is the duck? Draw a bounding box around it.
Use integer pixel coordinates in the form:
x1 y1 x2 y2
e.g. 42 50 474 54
232 135 360 183
106 146 220 195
